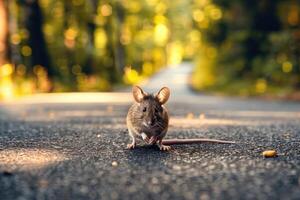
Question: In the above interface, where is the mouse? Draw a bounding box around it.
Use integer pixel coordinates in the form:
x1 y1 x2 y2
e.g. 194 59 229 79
126 86 235 151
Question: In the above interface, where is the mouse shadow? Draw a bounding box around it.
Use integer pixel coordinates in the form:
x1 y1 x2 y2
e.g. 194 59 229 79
124 144 173 168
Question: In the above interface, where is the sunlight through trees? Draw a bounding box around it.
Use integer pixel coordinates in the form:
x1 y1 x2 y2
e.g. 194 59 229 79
0 0 299 99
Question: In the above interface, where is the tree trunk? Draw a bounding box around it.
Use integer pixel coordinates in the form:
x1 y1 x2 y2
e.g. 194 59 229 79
0 0 9 66
114 2 125 73
22 0 54 81
106 1 125 83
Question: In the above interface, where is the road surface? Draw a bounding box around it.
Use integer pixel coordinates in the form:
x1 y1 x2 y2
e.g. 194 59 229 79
1 63 300 200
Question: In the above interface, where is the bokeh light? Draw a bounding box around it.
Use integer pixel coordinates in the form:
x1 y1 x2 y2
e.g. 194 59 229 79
0 64 15 99
282 61 293 73
94 28 107 49
21 46 32 57
99 4 112 17
256 79 267 94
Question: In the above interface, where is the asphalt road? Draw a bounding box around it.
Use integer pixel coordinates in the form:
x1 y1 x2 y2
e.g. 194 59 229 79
1 63 300 200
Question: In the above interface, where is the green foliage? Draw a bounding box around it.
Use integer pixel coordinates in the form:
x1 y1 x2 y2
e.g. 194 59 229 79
3 0 300 98
193 0 300 96
5 0 197 94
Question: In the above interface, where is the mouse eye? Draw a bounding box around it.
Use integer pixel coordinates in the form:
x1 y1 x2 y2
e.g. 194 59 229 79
142 107 147 112
155 107 161 113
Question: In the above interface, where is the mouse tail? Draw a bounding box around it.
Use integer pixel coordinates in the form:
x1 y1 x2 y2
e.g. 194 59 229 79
161 138 236 145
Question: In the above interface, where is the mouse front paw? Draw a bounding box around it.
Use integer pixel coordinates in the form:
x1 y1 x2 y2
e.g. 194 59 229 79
159 145 172 151
127 143 136 149
149 136 158 145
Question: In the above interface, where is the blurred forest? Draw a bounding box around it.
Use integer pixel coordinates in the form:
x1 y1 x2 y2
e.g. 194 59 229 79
192 0 300 96
0 0 299 99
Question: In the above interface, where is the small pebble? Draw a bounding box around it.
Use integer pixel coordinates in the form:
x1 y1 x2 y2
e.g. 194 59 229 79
172 165 181 171
112 161 118 167
262 150 277 158
151 177 159 184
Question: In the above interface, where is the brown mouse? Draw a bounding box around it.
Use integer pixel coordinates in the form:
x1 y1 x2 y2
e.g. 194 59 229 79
126 86 235 151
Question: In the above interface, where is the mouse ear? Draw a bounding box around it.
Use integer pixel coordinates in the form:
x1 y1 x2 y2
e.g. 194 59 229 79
156 87 170 104
132 86 146 103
